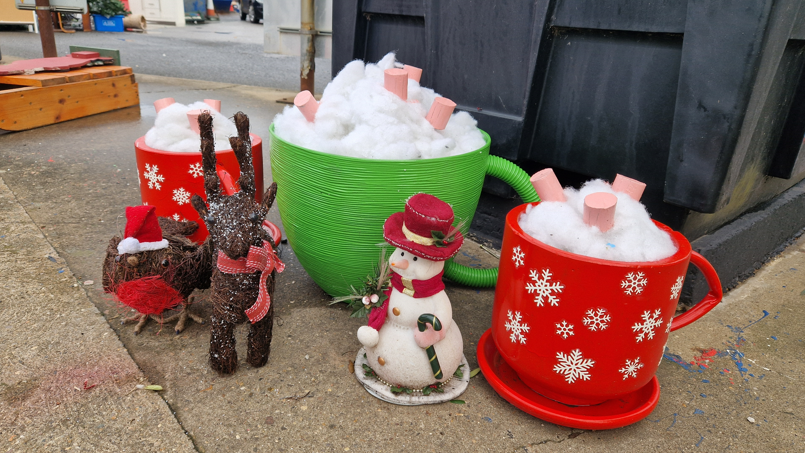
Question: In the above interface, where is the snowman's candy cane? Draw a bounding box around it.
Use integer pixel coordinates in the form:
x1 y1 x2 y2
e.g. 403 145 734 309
417 314 443 380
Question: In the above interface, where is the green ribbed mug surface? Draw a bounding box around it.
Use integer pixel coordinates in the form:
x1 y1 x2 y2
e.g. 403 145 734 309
269 124 490 297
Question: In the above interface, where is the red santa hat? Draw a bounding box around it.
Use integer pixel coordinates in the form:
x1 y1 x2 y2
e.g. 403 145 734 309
117 205 169 255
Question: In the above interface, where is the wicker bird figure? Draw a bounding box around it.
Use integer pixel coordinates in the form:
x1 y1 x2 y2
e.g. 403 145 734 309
102 210 213 334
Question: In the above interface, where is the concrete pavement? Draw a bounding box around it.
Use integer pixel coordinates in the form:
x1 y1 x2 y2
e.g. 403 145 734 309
0 74 804 452
0 173 196 452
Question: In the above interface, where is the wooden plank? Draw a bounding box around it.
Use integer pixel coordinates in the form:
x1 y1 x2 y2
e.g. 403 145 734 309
80 66 132 78
0 66 131 87
0 86 39 95
0 71 86 87
0 74 140 131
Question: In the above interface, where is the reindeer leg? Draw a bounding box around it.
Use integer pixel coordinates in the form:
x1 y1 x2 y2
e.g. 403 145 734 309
247 275 275 368
209 314 238 374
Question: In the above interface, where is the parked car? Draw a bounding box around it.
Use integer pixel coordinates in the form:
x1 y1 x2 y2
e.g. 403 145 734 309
238 0 262 23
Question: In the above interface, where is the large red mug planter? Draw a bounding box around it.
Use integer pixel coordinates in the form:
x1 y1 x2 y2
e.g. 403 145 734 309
134 135 264 242
479 202 722 429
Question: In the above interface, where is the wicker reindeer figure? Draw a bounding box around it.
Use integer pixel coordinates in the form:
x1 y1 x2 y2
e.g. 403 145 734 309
190 111 284 374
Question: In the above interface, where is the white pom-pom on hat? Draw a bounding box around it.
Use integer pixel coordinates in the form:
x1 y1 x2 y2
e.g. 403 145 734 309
117 206 170 255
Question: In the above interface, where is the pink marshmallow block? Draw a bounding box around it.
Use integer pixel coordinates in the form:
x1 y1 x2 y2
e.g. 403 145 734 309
530 168 566 202
611 174 646 201
425 97 456 130
203 99 222 113
403 64 422 83
294 90 319 122
384 68 409 101
187 109 209 134
583 192 618 233
153 97 176 114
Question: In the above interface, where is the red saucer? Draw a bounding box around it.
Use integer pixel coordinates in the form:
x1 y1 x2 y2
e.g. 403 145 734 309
262 220 282 244
476 329 660 430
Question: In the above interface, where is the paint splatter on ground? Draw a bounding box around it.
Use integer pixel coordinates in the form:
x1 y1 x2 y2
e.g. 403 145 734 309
663 310 772 381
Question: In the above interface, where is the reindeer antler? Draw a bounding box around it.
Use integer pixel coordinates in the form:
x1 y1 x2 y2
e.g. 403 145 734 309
198 111 221 200
230 112 255 197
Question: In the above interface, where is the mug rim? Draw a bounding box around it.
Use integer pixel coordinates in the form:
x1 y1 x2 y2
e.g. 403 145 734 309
269 123 491 165
134 133 263 156
508 202 692 267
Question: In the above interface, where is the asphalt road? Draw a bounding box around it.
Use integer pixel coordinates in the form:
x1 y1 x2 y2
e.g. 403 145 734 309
0 13 332 92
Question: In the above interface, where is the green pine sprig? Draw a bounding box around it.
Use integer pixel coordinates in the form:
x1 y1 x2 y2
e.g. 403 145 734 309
430 219 466 248
330 248 392 317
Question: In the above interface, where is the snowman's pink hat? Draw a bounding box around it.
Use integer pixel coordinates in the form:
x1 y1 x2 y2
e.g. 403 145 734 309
117 205 169 255
383 193 464 261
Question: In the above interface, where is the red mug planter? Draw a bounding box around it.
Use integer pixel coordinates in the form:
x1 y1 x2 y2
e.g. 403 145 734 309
486 203 722 423
134 135 264 242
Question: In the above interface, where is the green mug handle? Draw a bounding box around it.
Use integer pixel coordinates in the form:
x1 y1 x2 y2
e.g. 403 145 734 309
444 155 540 287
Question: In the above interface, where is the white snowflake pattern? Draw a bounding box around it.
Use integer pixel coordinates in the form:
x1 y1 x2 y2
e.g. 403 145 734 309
172 213 181 221
512 246 525 268
555 320 574 339
525 269 564 307
582 308 611 331
618 357 644 380
143 163 164 190
632 309 663 342
670 276 684 300
505 310 530 344
665 319 672 333
621 272 648 295
172 187 191 206
553 349 595 384
189 163 204 178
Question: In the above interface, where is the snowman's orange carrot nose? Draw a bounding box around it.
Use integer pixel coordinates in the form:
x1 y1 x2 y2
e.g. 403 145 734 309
391 259 409 270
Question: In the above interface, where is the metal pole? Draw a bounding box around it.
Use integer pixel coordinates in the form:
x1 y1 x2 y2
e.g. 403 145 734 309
300 0 316 93
34 0 58 57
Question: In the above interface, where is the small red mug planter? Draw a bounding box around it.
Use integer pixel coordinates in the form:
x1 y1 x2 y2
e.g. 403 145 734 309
134 135 264 242
491 203 722 407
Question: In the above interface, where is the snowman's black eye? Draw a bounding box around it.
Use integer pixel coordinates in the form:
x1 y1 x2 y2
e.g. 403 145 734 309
413 257 418 261
401 251 404 256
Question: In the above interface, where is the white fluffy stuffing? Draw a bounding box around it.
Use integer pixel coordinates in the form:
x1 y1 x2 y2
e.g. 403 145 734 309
518 179 678 262
145 101 238 152
273 52 486 160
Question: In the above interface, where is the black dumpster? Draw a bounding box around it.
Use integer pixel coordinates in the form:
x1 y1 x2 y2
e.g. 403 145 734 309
333 0 805 304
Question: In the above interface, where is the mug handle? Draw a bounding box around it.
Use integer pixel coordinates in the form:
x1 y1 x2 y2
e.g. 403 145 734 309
443 155 540 287
216 164 239 195
669 251 723 331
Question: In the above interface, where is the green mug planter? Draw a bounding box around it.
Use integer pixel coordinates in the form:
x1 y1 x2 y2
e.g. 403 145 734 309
269 124 539 297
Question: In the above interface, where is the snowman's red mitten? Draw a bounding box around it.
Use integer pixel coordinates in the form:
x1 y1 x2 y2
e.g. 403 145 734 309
414 323 446 349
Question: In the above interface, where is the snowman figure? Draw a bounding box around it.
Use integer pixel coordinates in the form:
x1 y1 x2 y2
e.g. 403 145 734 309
356 193 467 400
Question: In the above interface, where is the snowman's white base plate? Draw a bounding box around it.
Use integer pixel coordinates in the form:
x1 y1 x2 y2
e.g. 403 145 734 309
354 347 470 406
